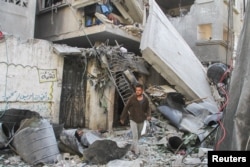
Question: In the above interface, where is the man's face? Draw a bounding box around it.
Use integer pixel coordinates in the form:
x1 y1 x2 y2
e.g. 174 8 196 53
135 87 143 97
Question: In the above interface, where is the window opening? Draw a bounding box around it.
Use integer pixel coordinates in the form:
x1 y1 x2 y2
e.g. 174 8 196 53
197 24 212 40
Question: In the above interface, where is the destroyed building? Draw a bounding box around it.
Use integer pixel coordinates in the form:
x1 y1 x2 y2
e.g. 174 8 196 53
0 0 249 166
34 0 245 66
0 0 246 130
158 0 245 66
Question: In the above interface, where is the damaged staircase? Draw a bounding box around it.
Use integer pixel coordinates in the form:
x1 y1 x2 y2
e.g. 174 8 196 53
105 53 134 104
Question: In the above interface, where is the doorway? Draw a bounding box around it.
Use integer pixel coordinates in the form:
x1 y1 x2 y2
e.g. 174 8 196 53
59 56 87 128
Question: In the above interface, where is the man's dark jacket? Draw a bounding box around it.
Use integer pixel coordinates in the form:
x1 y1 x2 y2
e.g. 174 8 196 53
120 94 151 123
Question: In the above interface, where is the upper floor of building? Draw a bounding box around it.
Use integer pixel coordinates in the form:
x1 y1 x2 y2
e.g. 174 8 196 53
155 0 246 65
0 0 247 63
0 0 37 38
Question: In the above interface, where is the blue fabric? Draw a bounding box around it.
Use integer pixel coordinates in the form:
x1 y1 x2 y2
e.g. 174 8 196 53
100 5 110 15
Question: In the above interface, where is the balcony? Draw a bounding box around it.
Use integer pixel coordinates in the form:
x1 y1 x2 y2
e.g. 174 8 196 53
35 0 143 54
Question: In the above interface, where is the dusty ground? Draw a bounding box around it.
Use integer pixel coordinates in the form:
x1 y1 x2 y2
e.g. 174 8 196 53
0 112 214 167
0 128 211 167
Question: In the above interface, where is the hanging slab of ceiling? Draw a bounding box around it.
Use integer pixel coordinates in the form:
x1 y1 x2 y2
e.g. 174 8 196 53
140 0 216 105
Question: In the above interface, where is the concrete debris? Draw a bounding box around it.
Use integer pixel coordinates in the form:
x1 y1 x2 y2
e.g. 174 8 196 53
106 159 143 167
0 94 215 166
157 103 219 136
82 139 131 165
1 155 24 166
146 85 176 100
0 119 215 166
0 36 220 167
148 84 221 137
181 157 202 167
0 1 233 167
119 25 143 37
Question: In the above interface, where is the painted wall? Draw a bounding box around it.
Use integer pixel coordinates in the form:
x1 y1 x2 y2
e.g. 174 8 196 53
0 35 64 123
0 1 37 38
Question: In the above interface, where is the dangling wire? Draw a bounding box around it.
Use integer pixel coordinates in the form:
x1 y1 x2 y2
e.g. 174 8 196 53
214 0 235 150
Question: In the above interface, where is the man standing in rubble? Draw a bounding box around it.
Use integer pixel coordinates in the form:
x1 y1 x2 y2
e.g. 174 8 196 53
120 83 151 156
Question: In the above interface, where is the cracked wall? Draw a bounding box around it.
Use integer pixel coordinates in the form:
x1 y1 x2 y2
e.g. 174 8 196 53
168 0 243 65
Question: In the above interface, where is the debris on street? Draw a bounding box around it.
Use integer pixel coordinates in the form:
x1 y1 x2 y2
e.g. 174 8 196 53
0 109 217 166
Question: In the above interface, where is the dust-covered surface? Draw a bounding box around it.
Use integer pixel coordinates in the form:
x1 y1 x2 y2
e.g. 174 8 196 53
0 139 210 167
0 118 213 167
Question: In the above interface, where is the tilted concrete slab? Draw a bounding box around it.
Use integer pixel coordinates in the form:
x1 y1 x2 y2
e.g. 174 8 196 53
140 0 215 104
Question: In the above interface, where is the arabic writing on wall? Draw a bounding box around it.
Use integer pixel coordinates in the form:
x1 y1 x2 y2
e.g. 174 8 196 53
38 69 57 83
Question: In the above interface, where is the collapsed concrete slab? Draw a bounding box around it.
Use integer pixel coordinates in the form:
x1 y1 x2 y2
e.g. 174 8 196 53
140 0 216 104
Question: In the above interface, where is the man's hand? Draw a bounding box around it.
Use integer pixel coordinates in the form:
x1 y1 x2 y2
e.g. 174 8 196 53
120 119 124 125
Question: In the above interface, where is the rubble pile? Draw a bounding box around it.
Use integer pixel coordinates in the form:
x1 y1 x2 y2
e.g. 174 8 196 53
0 107 215 167
0 41 226 166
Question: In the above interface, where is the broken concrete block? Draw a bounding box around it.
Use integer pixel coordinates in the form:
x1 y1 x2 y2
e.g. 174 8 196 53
82 139 131 165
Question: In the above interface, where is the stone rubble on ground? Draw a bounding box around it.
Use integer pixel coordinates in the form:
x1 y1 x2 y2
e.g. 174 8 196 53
0 118 213 167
